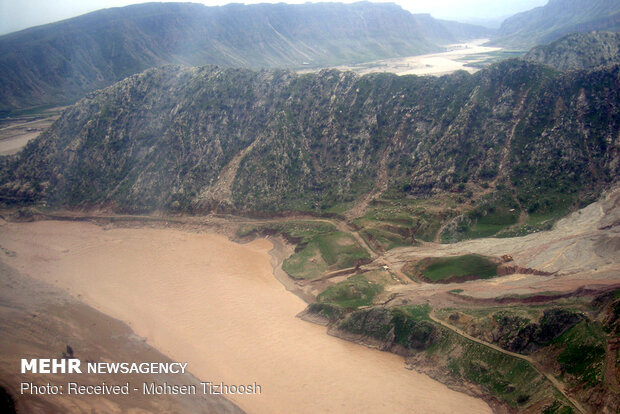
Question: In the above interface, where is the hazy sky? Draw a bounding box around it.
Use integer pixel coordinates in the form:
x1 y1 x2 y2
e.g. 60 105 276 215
0 0 549 35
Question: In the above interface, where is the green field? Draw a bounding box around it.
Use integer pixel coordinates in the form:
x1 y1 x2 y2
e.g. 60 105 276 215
495 208 569 238
463 209 519 239
316 232 370 267
282 231 370 280
317 274 383 309
282 240 329 280
418 254 498 282
353 197 454 245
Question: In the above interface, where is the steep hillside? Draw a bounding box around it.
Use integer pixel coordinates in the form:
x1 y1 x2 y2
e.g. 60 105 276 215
492 0 620 49
1 60 618 224
0 2 488 112
526 31 620 70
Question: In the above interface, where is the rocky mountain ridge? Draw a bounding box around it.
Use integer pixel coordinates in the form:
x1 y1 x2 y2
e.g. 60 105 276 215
1 59 618 222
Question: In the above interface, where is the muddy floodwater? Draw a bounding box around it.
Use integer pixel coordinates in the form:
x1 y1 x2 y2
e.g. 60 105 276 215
0 221 491 414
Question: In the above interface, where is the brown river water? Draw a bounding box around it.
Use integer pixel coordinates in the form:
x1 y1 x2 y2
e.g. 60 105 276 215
0 220 491 414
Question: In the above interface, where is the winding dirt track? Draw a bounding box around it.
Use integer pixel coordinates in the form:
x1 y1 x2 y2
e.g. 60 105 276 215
428 310 586 414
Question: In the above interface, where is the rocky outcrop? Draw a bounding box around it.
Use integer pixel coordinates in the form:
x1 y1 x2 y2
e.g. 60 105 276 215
336 307 440 352
300 303 346 325
490 308 584 354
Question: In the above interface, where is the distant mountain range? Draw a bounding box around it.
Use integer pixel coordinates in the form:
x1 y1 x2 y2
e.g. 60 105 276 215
0 2 491 112
492 0 620 49
1 0 619 112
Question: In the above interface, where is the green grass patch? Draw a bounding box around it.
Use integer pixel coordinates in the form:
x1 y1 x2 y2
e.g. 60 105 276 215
0 104 67 120
398 304 432 321
553 320 607 387
282 240 328 280
435 328 555 408
465 209 519 238
318 274 384 309
441 191 520 242
323 202 355 215
281 230 370 280
495 208 569 238
419 254 498 283
528 208 571 229
352 198 452 243
316 232 370 268
460 50 526 69
354 200 416 226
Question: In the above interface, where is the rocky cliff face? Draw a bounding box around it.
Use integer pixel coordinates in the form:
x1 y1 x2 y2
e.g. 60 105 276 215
1 60 618 216
489 309 584 354
526 32 620 71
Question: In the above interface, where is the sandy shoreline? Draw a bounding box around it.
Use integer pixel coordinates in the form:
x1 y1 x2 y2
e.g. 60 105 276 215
0 219 492 414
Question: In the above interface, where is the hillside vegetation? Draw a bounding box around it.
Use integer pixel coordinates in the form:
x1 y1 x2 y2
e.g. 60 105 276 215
1 60 617 243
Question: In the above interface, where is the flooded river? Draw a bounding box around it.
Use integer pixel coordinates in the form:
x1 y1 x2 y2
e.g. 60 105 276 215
0 220 491 414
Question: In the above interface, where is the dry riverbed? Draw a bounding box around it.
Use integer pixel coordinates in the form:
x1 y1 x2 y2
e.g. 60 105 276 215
305 39 505 77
